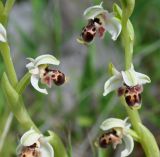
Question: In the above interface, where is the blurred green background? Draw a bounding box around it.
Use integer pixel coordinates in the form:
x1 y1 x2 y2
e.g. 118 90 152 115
0 0 160 156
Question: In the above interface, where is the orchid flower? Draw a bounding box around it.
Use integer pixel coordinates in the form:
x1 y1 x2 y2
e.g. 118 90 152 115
103 64 151 109
26 54 66 94
0 23 7 42
77 2 122 44
16 128 54 157
98 117 134 157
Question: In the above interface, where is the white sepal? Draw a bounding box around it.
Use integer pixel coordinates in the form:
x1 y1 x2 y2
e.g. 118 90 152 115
83 2 105 20
120 134 134 157
105 16 122 40
100 118 130 131
34 54 60 67
103 74 122 96
31 75 48 94
39 140 54 157
20 129 42 147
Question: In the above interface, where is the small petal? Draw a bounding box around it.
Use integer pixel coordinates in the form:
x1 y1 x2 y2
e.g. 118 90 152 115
120 134 134 157
0 23 7 42
29 67 39 75
83 2 106 20
31 75 48 94
26 61 35 70
39 141 54 157
26 57 35 62
103 74 122 96
34 54 60 67
105 16 122 40
100 118 128 131
20 129 42 146
135 71 151 85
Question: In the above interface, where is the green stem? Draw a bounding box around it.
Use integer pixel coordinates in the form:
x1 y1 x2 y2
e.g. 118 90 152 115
16 72 31 94
1 73 39 132
4 0 15 15
121 2 160 157
0 43 18 86
0 43 39 132
128 129 140 142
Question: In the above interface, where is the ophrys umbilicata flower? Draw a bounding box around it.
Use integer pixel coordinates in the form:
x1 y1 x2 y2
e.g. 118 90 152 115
77 2 122 44
103 64 151 109
98 117 134 157
0 23 7 42
26 54 66 94
16 128 54 157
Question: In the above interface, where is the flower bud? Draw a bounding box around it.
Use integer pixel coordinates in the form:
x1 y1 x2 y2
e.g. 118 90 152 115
120 0 135 18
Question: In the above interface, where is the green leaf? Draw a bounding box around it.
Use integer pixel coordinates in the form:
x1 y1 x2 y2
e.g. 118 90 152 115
15 72 31 95
48 131 68 157
138 123 160 157
1 73 39 131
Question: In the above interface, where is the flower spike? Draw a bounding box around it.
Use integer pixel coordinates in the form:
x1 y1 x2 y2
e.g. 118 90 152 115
77 2 122 44
98 117 134 157
16 128 54 157
0 23 7 42
103 64 151 109
26 54 66 94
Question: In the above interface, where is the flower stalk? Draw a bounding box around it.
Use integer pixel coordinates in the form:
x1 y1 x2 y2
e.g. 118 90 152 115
0 1 68 156
120 1 160 156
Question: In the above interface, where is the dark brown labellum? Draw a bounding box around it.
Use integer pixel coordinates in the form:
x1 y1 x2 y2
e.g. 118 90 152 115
45 68 66 86
118 84 143 108
81 19 96 42
99 130 120 148
19 143 40 157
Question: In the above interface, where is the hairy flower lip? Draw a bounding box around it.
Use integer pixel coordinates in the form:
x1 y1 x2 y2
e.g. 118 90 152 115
99 117 134 157
0 23 7 42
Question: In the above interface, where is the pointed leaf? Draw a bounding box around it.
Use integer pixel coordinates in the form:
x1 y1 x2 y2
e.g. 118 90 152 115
48 131 68 157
